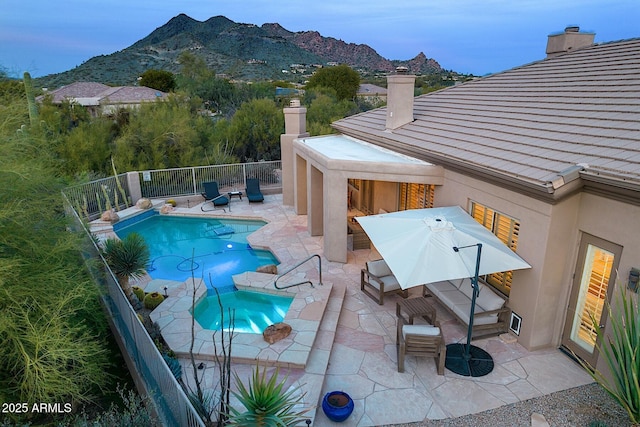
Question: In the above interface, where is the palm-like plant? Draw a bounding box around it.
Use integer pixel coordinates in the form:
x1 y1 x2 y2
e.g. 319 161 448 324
102 233 150 299
580 284 640 425
226 362 309 426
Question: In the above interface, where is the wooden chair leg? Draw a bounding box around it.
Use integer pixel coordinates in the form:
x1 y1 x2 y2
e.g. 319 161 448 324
437 345 446 375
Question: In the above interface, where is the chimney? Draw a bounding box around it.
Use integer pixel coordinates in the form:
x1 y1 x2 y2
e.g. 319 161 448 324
385 67 416 130
546 26 595 57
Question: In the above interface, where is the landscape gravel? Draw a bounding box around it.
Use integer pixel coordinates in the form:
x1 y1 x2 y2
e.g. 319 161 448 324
385 383 632 427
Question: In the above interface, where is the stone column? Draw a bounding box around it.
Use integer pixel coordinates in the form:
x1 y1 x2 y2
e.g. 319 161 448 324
126 171 142 204
308 164 323 236
323 172 348 263
281 99 309 206
294 153 308 214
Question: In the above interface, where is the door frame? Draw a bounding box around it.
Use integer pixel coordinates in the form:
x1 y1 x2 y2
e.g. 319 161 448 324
561 232 622 366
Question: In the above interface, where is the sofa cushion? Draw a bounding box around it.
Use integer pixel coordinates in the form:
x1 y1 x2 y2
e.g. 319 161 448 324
452 303 499 326
367 259 392 277
436 289 471 309
474 313 499 325
458 279 475 300
452 303 472 325
426 281 459 295
449 278 466 289
402 324 440 338
475 285 505 312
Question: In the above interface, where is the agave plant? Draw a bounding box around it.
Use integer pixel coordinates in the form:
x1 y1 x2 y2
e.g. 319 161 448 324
102 232 150 299
226 362 310 426
580 284 640 425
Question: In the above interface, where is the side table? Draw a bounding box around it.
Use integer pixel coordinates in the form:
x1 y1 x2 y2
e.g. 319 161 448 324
396 297 437 344
396 297 436 326
228 191 243 201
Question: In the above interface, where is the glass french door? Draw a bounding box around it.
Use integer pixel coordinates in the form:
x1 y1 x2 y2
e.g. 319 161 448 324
562 233 621 366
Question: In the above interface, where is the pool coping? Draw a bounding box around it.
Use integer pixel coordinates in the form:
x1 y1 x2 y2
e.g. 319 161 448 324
91 202 333 368
148 272 331 369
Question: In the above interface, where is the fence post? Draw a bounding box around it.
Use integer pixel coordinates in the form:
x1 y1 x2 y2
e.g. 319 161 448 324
242 163 247 188
192 167 197 195
127 172 142 204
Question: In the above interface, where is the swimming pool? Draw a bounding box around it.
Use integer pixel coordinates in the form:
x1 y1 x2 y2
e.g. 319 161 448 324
193 290 293 333
114 213 279 292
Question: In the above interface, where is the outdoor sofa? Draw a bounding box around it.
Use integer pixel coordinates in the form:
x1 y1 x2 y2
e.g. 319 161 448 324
423 278 510 338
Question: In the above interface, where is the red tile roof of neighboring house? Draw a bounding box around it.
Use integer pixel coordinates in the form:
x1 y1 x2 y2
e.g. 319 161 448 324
38 82 168 105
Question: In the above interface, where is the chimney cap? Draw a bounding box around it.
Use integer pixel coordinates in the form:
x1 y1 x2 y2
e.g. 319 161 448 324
565 25 580 32
395 66 409 74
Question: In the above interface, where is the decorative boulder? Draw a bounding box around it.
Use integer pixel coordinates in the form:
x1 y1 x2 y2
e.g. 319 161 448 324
256 264 278 274
100 209 120 223
136 198 153 209
263 322 292 344
160 204 174 214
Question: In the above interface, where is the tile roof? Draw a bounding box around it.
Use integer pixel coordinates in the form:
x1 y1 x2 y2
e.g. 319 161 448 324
40 82 168 105
42 82 110 103
333 38 640 195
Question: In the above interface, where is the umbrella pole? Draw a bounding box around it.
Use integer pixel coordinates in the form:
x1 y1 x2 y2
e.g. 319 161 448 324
465 243 482 357
445 243 495 377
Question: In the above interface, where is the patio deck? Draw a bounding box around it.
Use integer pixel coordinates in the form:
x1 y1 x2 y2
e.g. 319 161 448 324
92 194 592 426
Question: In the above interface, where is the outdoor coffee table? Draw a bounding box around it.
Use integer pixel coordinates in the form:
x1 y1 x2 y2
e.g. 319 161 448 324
396 297 436 326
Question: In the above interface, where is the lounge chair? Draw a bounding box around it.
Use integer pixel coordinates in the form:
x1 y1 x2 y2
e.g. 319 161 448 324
397 320 446 375
360 259 408 305
201 181 229 208
245 178 264 203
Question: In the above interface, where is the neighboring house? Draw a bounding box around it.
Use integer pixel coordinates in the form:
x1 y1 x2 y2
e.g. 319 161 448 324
38 82 168 116
357 83 387 106
280 27 640 373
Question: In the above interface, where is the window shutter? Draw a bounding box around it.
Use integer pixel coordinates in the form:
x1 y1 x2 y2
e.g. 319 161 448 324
470 202 520 296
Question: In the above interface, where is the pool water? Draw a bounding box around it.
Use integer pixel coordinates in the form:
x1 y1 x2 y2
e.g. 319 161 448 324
193 290 293 333
114 214 279 291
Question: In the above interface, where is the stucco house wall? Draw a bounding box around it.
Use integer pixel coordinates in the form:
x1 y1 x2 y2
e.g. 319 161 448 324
281 30 640 367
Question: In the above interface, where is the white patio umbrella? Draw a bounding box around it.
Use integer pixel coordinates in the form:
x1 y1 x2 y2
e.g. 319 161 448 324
356 206 531 376
355 206 531 289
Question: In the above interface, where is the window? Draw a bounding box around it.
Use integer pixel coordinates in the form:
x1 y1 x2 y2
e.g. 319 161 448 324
470 201 521 295
399 183 434 210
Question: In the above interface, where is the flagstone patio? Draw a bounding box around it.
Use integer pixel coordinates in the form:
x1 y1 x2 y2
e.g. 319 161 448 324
93 194 593 426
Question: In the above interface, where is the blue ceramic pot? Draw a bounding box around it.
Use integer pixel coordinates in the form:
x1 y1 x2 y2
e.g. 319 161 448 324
322 391 354 422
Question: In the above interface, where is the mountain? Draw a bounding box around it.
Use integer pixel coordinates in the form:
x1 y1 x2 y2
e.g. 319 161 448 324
36 14 443 88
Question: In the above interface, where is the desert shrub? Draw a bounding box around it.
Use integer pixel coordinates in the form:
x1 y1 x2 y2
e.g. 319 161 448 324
132 286 145 302
579 284 640 425
143 292 165 310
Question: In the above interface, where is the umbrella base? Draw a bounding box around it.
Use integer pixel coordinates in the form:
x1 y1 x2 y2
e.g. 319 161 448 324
445 343 494 377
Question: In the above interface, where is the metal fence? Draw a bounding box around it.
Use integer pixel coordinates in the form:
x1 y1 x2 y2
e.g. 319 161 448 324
63 161 282 220
139 161 282 198
64 174 132 220
63 195 205 427
59 160 282 425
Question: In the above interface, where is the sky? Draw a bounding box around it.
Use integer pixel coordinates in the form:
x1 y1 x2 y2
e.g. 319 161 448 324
2 0 639 79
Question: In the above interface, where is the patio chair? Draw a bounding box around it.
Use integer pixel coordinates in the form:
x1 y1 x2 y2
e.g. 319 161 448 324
245 178 264 203
397 320 446 375
201 181 229 208
360 259 408 305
